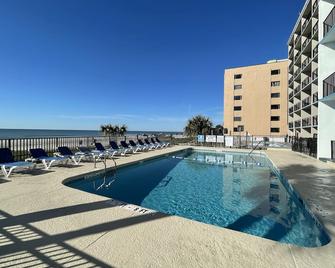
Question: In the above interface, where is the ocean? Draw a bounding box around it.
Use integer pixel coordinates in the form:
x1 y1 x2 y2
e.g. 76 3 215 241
0 129 182 139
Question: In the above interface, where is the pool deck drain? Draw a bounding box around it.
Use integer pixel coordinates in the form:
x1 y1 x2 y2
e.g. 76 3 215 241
0 146 334 267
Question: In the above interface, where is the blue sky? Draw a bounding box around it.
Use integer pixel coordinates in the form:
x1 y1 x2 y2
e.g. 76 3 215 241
0 0 303 131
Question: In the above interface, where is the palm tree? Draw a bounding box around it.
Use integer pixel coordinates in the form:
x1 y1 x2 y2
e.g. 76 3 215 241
184 115 213 137
100 124 114 141
114 125 120 136
119 124 128 136
214 124 224 135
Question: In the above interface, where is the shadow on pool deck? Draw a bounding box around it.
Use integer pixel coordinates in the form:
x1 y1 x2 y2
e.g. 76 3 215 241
0 201 169 267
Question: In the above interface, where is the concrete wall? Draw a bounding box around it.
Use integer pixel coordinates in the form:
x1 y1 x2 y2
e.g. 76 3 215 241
223 61 288 137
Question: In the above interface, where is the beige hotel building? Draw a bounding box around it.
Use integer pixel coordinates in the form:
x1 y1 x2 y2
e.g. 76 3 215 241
223 60 288 137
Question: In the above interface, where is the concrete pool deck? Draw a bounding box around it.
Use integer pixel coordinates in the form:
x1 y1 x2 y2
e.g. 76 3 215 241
0 146 334 267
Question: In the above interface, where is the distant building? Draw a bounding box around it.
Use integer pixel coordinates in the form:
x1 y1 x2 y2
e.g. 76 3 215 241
288 0 335 159
223 60 288 137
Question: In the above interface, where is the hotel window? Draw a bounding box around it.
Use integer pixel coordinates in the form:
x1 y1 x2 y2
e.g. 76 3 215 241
271 69 280 75
271 104 280 110
234 116 242 121
233 126 244 132
234 95 242 100
271 92 280 98
234 74 242 79
234 84 242 90
234 106 242 111
271 128 280 133
271 81 280 87
271 116 280 121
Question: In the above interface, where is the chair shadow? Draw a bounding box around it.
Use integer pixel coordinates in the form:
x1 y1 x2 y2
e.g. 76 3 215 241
0 200 169 268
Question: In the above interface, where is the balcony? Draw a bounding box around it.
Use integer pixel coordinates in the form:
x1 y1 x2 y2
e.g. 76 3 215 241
313 46 318 58
302 117 311 127
312 115 318 126
295 120 301 128
313 22 318 35
294 102 301 111
302 19 309 33
324 6 335 37
289 77 294 84
302 97 311 108
289 91 294 99
302 39 309 50
302 76 311 88
289 107 294 114
313 1 318 13
312 68 318 80
294 85 301 95
294 68 301 77
323 72 335 98
302 57 311 70
289 122 294 129
313 92 318 103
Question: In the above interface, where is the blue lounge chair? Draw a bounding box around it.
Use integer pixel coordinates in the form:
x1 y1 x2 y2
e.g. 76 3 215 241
57 146 84 165
138 139 154 150
30 148 65 170
95 142 120 157
120 141 140 153
0 148 35 178
77 146 106 161
144 138 160 149
109 141 131 155
129 140 148 151
156 137 170 147
151 137 165 148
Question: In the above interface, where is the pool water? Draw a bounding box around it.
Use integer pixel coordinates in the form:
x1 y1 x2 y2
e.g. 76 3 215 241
65 149 330 247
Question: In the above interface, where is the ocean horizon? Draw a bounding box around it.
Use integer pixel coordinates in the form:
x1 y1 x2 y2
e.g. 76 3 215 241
0 128 183 139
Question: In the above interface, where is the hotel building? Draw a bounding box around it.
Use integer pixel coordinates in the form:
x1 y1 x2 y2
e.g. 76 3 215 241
288 0 335 159
223 60 288 137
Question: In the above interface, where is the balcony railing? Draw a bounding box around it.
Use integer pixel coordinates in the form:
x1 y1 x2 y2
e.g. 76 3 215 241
302 39 308 50
289 122 294 129
324 6 335 37
302 57 311 69
312 68 318 80
302 76 311 88
313 22 318 35
295 120 301 128
302 117 311 127
302 97 311 108
312 115 318 126
323 72 335 98
294 102 301 111
313 92 318 102
313 46 318 58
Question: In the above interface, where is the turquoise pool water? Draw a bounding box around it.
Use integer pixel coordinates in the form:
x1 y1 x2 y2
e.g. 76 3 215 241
65 149 330 247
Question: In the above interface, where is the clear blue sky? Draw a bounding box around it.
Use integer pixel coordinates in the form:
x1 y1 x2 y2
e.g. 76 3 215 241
0 0 304 131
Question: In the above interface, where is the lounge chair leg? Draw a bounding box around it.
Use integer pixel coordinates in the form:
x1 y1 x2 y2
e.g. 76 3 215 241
1 166 8 178
6 167 17 178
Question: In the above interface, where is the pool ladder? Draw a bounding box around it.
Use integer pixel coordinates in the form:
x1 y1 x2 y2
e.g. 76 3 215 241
95 154 118 190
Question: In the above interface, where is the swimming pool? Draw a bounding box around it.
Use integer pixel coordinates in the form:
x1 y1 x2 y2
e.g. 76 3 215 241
65 149 330 247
